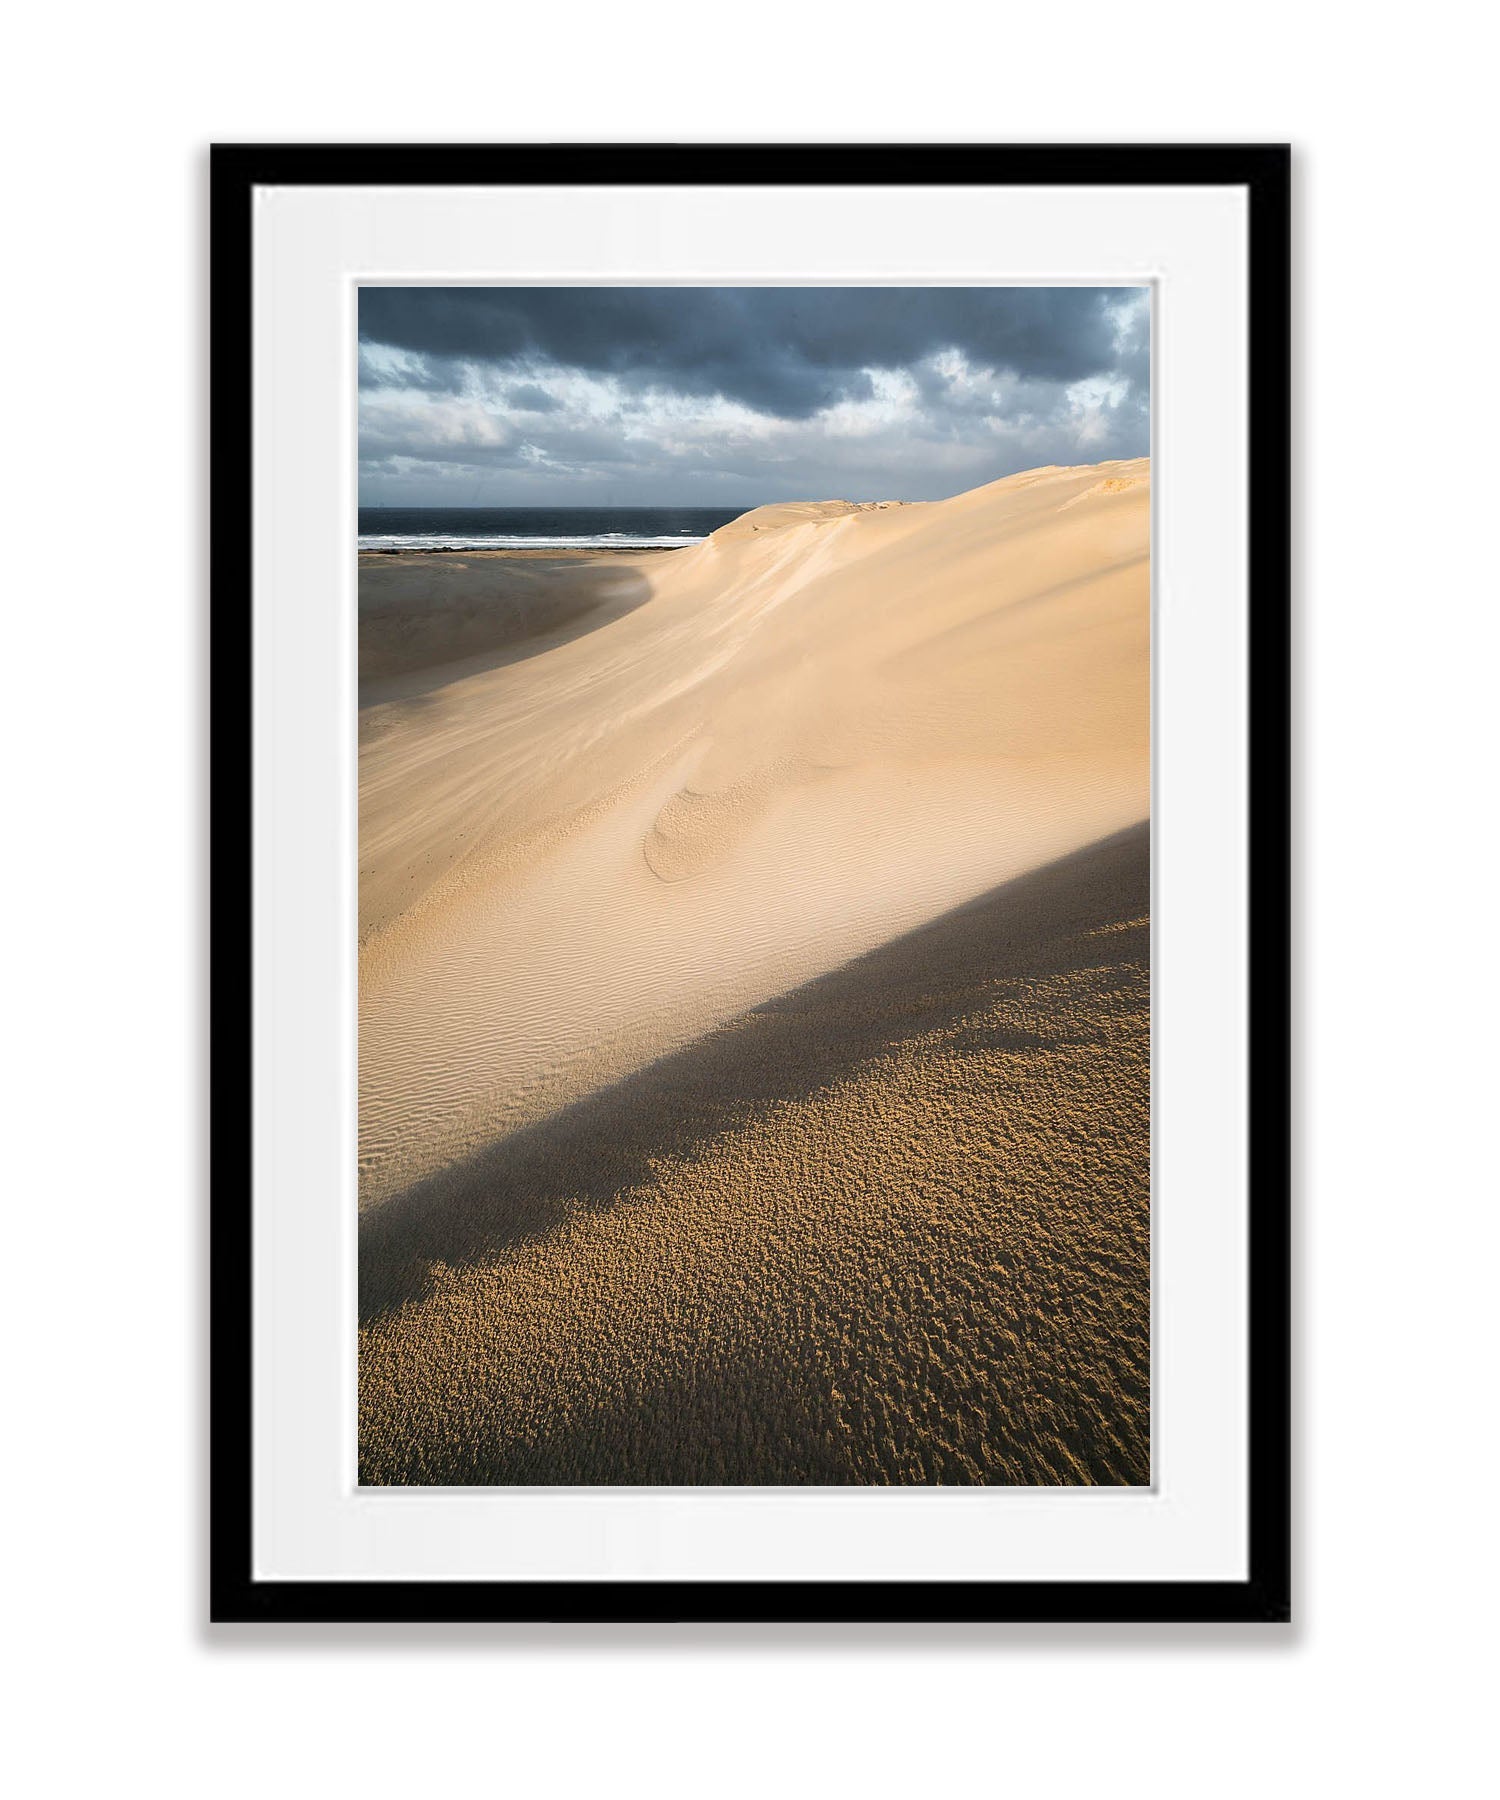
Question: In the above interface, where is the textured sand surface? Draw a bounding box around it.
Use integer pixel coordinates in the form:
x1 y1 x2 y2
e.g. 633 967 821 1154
358 460 1150 1484
360 825 1149 1485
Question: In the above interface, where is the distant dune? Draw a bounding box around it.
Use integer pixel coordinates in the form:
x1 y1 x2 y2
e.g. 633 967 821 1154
357 550 656 700
358 459 1151 1485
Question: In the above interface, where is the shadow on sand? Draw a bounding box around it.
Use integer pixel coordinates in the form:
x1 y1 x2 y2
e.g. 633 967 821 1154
358 554 659 705
361 823 1149 1325
361 822 1150 1330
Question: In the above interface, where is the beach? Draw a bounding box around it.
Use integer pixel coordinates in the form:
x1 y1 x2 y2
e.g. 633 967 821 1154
358 459 1151 1485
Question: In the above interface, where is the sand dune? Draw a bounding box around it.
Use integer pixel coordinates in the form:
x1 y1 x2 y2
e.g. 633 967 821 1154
358 460 1150 1214
358 549 656 702
360 824 1149 1486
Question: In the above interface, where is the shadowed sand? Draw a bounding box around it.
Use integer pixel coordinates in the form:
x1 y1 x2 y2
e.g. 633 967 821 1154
358 549 663 703
360 823 1149 1486
358 459 1150 1485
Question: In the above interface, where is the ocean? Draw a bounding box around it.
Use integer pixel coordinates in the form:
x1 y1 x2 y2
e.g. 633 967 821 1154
357 505 745 552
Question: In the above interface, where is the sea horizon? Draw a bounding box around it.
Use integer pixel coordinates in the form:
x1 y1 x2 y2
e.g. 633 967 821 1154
357 503 750 551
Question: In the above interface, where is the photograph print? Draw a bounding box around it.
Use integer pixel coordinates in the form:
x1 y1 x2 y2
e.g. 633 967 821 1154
356 284 1151 1488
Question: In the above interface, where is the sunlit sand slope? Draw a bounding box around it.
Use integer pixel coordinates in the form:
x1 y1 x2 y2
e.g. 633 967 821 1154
358 459 1150 1212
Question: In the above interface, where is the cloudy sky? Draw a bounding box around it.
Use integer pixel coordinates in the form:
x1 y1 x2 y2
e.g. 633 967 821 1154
358 287 1149 508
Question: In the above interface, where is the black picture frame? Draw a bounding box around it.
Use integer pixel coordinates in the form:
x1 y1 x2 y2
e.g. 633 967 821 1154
210 143 1290 1626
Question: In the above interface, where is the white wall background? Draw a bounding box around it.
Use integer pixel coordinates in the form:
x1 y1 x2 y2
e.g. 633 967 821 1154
3 4 1493 1795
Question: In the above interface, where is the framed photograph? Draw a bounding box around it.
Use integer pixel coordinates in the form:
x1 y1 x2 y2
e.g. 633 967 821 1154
211 143 1289 1624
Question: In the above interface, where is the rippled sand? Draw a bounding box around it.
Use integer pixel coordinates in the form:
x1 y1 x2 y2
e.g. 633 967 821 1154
361 825 1149 1485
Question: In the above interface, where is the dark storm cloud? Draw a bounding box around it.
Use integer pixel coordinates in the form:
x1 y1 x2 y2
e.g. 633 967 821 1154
359 287 1134 418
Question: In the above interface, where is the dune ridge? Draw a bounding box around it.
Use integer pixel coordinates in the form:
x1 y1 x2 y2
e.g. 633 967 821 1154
358 458 1150 1214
